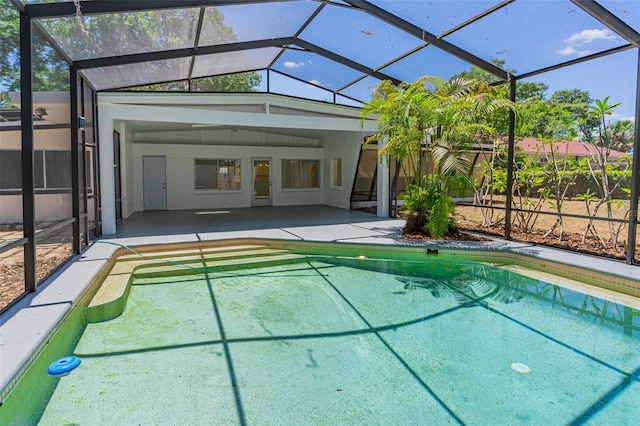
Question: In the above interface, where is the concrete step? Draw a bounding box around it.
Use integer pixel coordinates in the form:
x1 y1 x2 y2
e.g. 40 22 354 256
84 248 307 323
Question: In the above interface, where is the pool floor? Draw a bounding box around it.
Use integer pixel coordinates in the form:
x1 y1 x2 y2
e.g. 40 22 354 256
29 255 640 424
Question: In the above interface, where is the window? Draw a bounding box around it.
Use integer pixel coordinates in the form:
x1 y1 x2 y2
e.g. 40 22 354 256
331 158 342 188
45 151 72 189
194 159 241 190
282 159 320 189
0 150 69 192
0 150 22 190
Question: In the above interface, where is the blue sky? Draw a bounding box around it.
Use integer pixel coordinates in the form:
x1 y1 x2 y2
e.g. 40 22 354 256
255 0 639 121
4 0 638 121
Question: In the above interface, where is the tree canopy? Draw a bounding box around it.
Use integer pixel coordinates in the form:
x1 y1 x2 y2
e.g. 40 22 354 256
0 0 262 107
0 0 70 107
452 61 633 147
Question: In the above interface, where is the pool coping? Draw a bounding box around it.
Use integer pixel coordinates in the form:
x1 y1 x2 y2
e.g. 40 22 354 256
1 221 639 403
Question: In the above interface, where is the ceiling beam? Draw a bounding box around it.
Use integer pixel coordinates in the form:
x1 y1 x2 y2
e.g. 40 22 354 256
8 0 24 12
74 37 295 70
437 0 514 39
24 0 292 19
515 44 635 81
342 0 510 81
187 7 208 82
267 2 326 71
570 0 640 48
294 38 400 85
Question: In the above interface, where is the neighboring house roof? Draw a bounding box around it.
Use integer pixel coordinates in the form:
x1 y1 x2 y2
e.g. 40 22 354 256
516 137 627 158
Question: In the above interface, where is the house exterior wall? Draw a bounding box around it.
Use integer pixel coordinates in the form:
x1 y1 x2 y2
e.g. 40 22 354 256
98 92 379 235
130 143 324 211
0 126 75 224
2 92 379 230
121 123 135 219
321 132 365 209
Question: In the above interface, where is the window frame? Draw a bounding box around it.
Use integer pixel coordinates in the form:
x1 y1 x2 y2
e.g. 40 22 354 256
330 158 342 189
194 158 242 192
281 159 321 190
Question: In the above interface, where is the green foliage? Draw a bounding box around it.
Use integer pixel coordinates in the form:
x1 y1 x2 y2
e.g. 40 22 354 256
516 82 548 102
129 72 262 92
1 0 70 107
608 120 635 152
190 73 262 92
515 98 576 139
0 0 261 105
399 174 471 238
549 89 592 116
361 75 510 237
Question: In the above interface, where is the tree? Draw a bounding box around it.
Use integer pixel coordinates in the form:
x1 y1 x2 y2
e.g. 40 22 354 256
361 76 515 237
549 88 592 119
454 58 511 84
516 82 548 102
608 119 635 153
0 0 261 106
576 97 632 247
129 72 262 92
1 0 70 107
515 98 576 139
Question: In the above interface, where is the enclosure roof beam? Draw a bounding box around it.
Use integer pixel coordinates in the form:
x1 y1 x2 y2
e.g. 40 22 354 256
516 44 635 81
571 0 640 48
294 38 400 85
342 0 509 81
24 0 289 18
74 37 294 70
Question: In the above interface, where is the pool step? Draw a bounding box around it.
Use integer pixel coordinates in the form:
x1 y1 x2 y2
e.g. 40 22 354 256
84 248 308 323
133 252 307 278
115 244 267 262
109 247 290 275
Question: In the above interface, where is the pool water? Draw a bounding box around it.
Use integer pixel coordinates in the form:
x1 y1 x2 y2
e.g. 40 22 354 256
2 248 639 425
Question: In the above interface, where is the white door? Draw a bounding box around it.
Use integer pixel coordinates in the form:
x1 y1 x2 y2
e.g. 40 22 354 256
143 156 167 211
252 158 271 207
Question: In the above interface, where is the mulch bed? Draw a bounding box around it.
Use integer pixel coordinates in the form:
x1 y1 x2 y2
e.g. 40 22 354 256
405 222 638 263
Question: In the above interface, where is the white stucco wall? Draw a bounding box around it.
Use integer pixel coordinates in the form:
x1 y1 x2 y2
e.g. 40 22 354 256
131 143 324 212
3 92 379 228
1 195 22 225
321 132 365 209
121 123 135 219
0 128 75 224
96 92 379 235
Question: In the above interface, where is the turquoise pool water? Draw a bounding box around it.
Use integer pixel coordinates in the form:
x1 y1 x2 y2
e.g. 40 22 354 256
2 249 639 425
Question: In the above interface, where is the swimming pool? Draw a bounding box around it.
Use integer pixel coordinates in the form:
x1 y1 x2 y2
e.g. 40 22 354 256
1 241 639 424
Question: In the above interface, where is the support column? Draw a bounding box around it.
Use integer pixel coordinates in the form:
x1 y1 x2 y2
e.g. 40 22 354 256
98 102 116 235
377 137 390 217
504 77 517 240
625 50 640 264
70 67 80 253
20 12 36 292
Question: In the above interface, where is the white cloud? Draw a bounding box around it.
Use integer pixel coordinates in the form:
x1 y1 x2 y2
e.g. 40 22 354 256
309 79 322 86
557 46 577 56
611 113 635 122
558 46 593 57
565 28 617 44
283 61 305 69
557 28 615 57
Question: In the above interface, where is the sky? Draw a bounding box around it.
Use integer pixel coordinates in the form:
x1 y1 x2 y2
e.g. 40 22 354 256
257 0 639 121
4 0 639 121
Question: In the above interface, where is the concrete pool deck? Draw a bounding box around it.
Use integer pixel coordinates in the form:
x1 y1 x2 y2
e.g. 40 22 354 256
1 205 639 399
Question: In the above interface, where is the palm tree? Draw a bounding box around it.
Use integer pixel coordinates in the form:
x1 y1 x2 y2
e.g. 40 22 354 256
361 76 515 237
